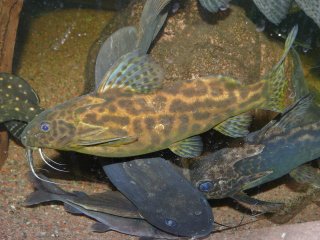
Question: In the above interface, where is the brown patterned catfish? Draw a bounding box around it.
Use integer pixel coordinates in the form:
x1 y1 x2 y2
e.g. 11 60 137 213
20 27 297 158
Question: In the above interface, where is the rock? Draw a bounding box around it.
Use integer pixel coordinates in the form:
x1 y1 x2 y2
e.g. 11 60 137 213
86 0 296 127
86 0 294 90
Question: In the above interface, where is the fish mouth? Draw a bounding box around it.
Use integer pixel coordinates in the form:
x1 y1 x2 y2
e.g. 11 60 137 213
25 147 68 184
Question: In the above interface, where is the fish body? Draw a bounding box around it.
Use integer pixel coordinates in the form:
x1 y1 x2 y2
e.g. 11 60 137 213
191 95 320 199
20 26 298 158
24 174 178 239
22 73 270 157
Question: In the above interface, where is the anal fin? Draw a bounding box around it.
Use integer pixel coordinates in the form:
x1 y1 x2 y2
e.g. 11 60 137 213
169 135 203 158
214 113 252 138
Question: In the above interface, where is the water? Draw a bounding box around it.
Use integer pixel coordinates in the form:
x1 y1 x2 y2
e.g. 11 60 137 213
4 0 320 239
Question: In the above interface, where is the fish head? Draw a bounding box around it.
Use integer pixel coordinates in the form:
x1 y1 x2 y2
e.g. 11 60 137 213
20 98 80 150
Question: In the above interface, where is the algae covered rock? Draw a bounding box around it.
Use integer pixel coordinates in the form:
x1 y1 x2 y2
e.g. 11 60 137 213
86 0 294 93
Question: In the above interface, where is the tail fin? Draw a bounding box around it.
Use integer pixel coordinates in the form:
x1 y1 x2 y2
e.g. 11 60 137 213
23 172 70 206
137 0 172 53
263 25 298 112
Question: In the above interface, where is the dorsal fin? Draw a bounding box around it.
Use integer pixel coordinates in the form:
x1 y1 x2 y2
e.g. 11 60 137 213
95 26 138 87
138 0 171 53
96 50 164 94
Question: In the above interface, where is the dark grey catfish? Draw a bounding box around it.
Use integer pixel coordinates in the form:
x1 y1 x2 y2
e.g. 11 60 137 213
24 173 178 239
0 73 43 139
95 0 172 86
103 157 214 238
200 0 320 28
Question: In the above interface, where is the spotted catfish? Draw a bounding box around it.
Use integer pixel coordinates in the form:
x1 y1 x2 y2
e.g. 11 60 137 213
191 94 320 212
20 27 297 158
0 73 43 139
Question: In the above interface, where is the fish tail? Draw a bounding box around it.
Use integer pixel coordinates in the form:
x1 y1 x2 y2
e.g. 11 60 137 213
263 25 298 112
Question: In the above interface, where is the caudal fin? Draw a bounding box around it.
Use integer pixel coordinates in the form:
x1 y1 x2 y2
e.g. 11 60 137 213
263 25 298 112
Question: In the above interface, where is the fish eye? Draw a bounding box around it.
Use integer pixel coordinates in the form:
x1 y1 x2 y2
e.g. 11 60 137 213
198 181 214 192
40 122 50 132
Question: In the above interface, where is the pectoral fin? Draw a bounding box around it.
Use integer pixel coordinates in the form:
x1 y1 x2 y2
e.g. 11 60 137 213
214 113 252 138
169 135 203 158
231 191 284 213
290 165 320 188
78 136 138 147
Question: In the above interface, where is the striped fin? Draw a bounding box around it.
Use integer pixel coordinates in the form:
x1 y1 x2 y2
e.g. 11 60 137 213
199 0 231 13
214 113 252 138
95 26 138 87
290 164 320 188
253 0 293 25
274 94 313 130
96 50 164 94
263 25 298 112
169 135 203 158
295 0 320 28
138 0 172 53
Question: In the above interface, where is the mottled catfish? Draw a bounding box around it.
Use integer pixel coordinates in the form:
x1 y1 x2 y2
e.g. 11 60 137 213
24 173 178 239
21 26 297 158
190 94 320 212
0 73 43 139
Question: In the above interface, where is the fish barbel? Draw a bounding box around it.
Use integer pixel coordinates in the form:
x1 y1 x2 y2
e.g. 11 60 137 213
20 26 297 158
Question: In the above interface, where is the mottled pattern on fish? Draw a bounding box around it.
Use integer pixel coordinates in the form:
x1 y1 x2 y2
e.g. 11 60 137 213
191 95 320 199
21 26 297 158
22 75 267 157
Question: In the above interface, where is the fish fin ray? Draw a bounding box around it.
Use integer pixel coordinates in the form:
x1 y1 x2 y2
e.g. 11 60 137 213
274 94 313 130
169 135 203 158
96 50 164 94
214 113 252 138
290 165 320 188
95 26 138 87
262 25 298 112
